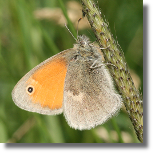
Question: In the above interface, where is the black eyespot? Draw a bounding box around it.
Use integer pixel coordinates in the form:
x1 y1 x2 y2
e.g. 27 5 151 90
26 85 35 95
27 87 33 93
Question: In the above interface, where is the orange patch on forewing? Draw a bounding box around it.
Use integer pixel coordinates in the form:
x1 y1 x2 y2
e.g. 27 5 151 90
26 58 67 110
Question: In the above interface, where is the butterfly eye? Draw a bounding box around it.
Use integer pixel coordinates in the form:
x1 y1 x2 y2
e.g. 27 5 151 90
74 55 78 60
26 85 34 95
71 55 79 61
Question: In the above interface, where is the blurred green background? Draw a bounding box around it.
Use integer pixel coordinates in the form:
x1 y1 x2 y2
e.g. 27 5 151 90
0 0 142 143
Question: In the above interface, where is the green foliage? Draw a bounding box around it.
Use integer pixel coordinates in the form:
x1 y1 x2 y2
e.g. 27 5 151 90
0 0 142 143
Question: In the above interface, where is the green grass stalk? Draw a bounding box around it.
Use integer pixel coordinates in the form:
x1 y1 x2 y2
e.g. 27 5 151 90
81 0 143 142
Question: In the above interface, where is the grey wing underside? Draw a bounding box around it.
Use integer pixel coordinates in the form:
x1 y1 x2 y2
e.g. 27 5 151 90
63 63 122 130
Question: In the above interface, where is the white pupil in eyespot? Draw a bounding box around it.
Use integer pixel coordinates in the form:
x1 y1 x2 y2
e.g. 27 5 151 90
28 87 33 93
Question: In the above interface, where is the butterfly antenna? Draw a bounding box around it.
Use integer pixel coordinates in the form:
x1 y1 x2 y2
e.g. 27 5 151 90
65 23 77 41
77 18 82 39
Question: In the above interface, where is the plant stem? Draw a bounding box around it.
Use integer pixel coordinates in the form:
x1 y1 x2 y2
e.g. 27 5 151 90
81 0 143 142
